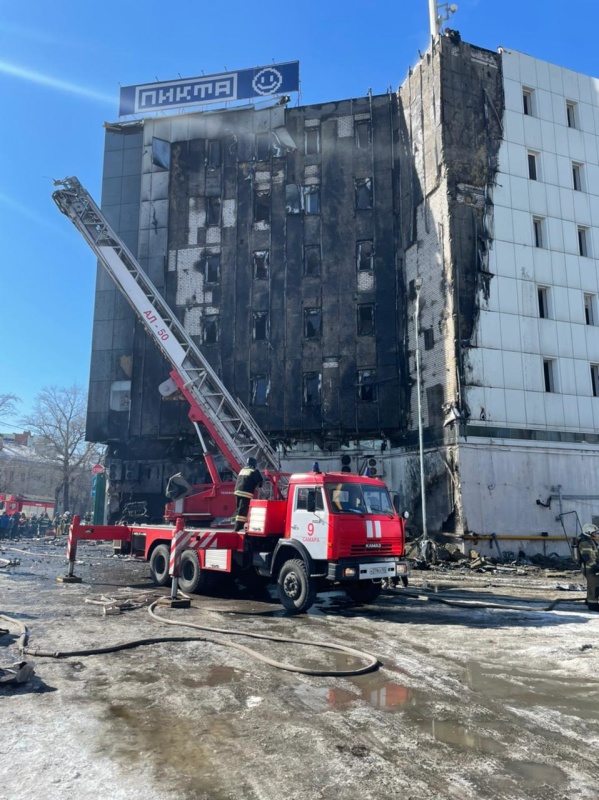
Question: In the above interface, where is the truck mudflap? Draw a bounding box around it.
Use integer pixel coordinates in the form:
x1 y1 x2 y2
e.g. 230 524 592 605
327 559 410 582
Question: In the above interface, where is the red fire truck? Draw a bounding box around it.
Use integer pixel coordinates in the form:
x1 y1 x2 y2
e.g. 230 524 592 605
52 178 409 613
0 493 55 519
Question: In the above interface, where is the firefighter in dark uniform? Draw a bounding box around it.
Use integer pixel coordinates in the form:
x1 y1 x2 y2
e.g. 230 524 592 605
234 457 263 531
578 525 599 611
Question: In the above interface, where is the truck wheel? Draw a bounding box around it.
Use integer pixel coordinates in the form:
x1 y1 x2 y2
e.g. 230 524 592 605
277 559 316 613
178 550 214 594
149 544 171 587
346 580 382 604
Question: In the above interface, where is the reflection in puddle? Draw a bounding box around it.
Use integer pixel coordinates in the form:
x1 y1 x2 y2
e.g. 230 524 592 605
506 759 567 786
426 719 505 755
181 666 239 688
293 671 414 713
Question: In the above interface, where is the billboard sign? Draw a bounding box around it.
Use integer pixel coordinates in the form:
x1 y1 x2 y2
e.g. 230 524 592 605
119 61 299 117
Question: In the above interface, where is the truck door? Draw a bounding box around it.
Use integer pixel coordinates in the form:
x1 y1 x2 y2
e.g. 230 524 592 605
290 486 328 559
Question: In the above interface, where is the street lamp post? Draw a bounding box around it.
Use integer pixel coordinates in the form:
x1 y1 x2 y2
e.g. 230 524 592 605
414 278 428 552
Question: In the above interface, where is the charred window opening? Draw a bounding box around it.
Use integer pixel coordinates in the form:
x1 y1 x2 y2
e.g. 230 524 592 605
152 138 171 170
286 184 301 214
303 372 321 406
254 190 271 223
253 250 269 279
202 315 219 345
355 178 373 210
207 196 221 226
207 140 221 166
305 128 320 155
304 245 321 276
304 308 322 339
357 304 375 336
252 311 269 341
255 132 271 161
302 186 320 215
251 375 269 405
195 251 221 283
357 240 374 271
426 384 444 426
355 120 371 149
357 370 377 402
424 328 435 350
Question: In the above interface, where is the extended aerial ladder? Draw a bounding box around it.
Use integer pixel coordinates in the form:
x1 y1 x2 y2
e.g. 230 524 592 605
52 177 280 492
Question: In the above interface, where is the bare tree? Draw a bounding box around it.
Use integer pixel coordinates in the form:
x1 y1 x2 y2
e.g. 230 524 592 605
20 385 101 513
0 393 20 424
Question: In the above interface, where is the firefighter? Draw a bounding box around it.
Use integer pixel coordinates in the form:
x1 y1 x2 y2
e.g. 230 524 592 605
234 457 263 531
578 525 599 611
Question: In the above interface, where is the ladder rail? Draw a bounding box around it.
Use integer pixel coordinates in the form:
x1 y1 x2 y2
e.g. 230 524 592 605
52 177 279 473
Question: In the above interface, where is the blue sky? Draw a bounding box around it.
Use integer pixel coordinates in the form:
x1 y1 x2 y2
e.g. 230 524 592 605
1 0 597 428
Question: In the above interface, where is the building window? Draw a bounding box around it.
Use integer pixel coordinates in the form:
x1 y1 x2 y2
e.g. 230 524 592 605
572 162 583 192
303 372 321 406
151 137 171 170
206 196 221 226
254 190 271 223
566 101 578 129
538 286 550 319
426 384 444 427
304 245 321 276
591 364 599 397
357 240 374 271
584 293 597 326
357 304 375 336
204 252 220 283
253 250 269 279
355 119 371 149
522 88 534 116
533 217 545 248
285 184 301 214
302 186 320 215
202 316 219 345
305 128 320 155
252 311 269 341
527 151 539 180
543 358 556 393
251 375 269 405
109 380 131 412
255 132 271 161
304 308 322 338
355 178 373 209
424 328 435 350
207 140 221 167
357 370 377 402
578 226 590 257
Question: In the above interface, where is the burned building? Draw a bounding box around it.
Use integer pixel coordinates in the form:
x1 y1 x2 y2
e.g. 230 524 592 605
89 33 599 552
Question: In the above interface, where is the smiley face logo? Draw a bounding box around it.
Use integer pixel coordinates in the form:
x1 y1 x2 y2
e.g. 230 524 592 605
252 67 283 96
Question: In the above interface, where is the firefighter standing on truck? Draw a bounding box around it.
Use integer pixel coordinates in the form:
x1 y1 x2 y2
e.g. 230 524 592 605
234 457 263 531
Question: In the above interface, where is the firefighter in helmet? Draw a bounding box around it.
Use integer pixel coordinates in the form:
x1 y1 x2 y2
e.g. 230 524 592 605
234 457 263 531
578 524 599 611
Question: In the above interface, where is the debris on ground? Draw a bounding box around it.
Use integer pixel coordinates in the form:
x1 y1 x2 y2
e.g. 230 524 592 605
0 661 35 686
84 590 164 616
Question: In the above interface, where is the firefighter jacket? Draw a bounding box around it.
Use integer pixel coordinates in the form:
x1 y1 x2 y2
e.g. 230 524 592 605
579 533 599 573
234 467 263 499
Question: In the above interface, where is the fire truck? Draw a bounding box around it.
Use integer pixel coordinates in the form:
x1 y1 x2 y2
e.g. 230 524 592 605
0 493 55 519
52 178 409 613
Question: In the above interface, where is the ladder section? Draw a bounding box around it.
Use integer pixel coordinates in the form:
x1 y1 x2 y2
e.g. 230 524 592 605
52 176 280 474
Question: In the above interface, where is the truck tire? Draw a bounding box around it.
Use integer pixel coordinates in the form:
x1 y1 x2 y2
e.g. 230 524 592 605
149 544 171 587
277 559 316 614
346 580 382 604
178 549 214 594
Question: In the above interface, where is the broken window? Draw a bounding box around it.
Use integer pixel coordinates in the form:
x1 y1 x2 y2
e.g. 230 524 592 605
254 190 271 223
251 375 269 405
357 370 377 402
304 308 322 338
255 132 271 161
302 186 321 215
206 196 221 226
202 315 219 344
426 384 444 426
305 128 320 155
109 380 131 411
303 372 321 406
357 240 374 271
566 101 578 129
304 245 321 276
424 328 435 350
584 293 597 326
204 252 220 283
357 304 375 336
522 88 534 116
355 120 371 149
355 178 373 210
152 138 171 170
252 311 269 341
207 140 221 166
286 184 301 214
253 250 269 279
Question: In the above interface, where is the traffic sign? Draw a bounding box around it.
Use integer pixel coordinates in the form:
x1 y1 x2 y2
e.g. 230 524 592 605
91 464 105 475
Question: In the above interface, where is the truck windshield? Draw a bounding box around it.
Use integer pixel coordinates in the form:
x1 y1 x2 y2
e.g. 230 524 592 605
326 483 394 515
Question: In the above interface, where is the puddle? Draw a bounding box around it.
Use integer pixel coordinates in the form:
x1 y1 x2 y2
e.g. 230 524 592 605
181 665 240 688
424 719 505 755
293 670 414 713
505 759 567 786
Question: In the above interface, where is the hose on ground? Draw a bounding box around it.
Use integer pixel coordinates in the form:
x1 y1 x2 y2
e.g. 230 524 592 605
390 587 586 613
0 613 29 651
